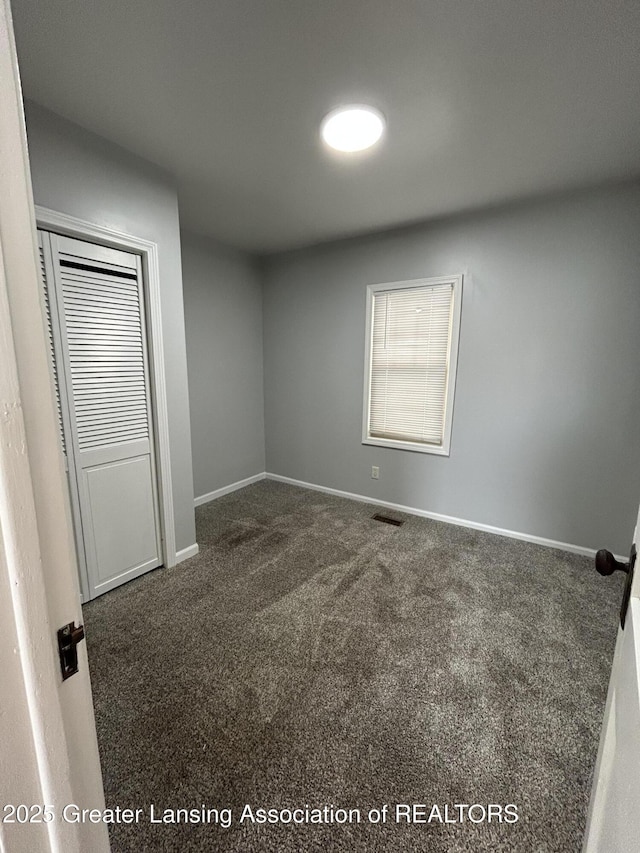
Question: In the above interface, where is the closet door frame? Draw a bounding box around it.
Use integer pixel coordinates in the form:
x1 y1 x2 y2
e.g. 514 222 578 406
35 206 177 578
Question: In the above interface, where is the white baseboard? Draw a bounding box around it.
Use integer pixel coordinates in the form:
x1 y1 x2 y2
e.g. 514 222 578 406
175 543 199 563
266 473 620 561
194 472 266 507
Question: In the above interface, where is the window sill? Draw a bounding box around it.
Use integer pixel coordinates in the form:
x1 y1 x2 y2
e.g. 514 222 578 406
362 436 450 456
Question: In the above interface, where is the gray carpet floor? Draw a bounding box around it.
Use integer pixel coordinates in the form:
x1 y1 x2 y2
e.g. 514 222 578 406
83 480 623 853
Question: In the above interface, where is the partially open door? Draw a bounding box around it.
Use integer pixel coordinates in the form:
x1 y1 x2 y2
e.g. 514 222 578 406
0 1 108 850
583 504 640 851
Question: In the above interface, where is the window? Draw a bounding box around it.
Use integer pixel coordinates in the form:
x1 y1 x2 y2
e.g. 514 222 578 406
362 275 463 455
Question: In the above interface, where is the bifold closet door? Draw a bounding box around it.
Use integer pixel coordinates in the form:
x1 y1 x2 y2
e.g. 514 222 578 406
39 231 162 599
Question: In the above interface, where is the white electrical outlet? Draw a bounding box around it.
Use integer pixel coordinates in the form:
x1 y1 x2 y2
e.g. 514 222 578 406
371 466 379 479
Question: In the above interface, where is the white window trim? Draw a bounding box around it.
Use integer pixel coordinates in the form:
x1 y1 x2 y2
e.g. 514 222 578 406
362 274 463 456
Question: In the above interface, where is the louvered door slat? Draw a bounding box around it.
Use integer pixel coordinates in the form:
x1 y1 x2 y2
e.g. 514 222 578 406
74 383 146 392
69 345 144 354
76 402 147 413
71 378 145 387
60 272 141 290
77 422 149 436
67 333 143 342
77 411 148 428
74 390 147 401
64 315 143 329
63 297 140 313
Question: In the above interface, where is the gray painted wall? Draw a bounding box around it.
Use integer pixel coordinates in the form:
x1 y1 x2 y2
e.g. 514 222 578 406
263 183 640 554
181 231 265 498
27 98 639 557
24 101 197 553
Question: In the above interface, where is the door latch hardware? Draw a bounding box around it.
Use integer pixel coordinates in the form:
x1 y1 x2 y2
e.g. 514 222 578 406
620 546 636 630
595 545 636 629
57 621 85 680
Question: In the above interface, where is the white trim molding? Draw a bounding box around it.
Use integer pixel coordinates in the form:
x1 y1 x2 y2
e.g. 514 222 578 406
194 472 266 507
34 206 177 570
266 473 623 561
176 543 199 563
362 274 463 457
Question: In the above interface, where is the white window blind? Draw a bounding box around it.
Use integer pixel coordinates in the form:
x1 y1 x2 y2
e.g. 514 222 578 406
364 276 462 455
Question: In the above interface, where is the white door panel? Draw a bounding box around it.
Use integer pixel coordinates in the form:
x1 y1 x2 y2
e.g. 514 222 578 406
583 505 640 851
1 17 108 846
84 455 159 590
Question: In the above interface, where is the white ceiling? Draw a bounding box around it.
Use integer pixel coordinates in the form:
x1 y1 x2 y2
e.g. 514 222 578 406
11 0 640 254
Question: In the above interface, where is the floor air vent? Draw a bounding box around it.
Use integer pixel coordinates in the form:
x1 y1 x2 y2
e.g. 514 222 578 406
372 513 404 527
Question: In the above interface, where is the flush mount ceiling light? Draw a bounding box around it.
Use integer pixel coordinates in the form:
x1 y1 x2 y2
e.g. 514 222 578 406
320 105 385 152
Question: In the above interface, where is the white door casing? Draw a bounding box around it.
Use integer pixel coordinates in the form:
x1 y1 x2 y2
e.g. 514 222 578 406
583 504 640 851
35 206 178 575
39 231 163 599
